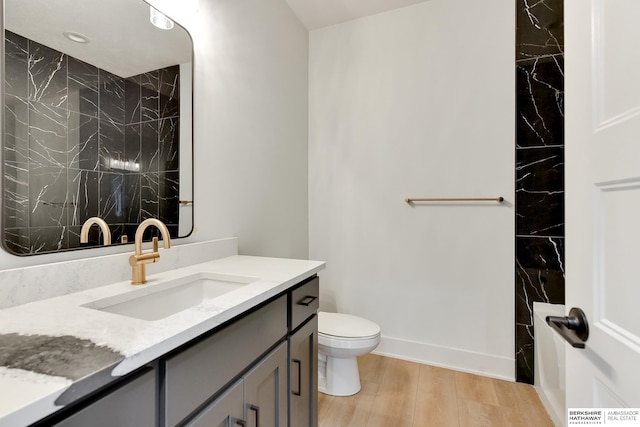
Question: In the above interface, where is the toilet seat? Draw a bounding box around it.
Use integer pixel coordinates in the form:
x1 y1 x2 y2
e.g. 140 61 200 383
318 312 380 340
318 333 380 350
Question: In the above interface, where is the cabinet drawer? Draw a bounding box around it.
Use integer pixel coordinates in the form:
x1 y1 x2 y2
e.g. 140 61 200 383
165 295 287 427
290 277 319 330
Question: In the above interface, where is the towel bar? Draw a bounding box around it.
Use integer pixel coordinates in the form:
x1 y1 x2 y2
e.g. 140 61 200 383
405 197 504 203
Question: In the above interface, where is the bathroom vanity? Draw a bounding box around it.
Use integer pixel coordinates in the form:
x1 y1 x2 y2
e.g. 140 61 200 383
0 254 323 427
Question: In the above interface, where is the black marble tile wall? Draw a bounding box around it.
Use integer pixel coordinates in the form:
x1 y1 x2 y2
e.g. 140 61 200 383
141 70 160 122
3 31 181 254
515 0 565 384
68 56 99 118
159 171 179 225
28 42 67 108
160 66 180 119
4 32 28 98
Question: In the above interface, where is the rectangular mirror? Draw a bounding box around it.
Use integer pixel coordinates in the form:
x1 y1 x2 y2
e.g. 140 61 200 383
2 0 194 255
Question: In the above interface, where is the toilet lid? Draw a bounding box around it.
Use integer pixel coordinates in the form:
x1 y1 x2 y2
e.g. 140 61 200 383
318 312 380 339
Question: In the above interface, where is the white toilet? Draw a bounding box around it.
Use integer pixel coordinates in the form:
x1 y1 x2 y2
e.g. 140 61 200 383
317 311 381 396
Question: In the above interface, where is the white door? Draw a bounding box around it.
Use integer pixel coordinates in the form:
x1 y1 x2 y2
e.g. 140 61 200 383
565 0 640 415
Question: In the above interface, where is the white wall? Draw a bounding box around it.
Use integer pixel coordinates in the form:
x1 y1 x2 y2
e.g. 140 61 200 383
308 0 516 379
0 0 309 272
178 0 309 259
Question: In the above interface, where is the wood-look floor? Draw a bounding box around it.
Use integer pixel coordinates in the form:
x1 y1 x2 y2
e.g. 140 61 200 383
318 354 555 427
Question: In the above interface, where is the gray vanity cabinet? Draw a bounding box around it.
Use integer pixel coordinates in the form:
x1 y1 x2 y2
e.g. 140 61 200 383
187 342 288 427
33 275 320 427
288 277 319 427
244 342 289 427
186 380 245 427
52 369 156 427
164 296 288 426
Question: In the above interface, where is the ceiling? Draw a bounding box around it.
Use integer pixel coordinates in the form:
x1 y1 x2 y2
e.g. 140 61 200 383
6 0 431 76
5 0 192 78
285 0 431 30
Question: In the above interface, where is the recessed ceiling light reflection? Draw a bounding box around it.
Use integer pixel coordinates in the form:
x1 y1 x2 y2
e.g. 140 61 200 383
150 6 174 30
63 31 90 44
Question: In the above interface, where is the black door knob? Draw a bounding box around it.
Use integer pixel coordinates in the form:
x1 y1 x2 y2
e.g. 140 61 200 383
546 307 589 349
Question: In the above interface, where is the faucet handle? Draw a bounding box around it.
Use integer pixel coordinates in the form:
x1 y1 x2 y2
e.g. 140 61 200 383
152 236 159 253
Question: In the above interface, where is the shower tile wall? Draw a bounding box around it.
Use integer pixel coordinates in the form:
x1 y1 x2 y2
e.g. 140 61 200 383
515 0 565 384
3 31 180 254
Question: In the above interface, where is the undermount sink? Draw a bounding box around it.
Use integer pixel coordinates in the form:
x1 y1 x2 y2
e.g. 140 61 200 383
83 272 259 321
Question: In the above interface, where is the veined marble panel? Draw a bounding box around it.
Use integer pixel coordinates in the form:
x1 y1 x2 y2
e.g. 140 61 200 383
141 121 160 173
125 75 142 125
98 172 126 224
516 245 565 322
516 146 564 236
68 170 99 227
516 323 535 384
159 171 179 227
68 112 99 171
28 166 68 230
124 123 142 168
99 121 125 172
99 70 125 125
29 226 68 253
3 228 29 254
159 117 179 172
29 101 68 168
3 163 29 229
160 65 180 119
123 173 141 225
4 94 29 166
141 173 159 220
516 0 563 61
68 57 99 118
141 70 160 122
514 0 565 385
516 58 564 148
4 31 28 98
28 41 67 108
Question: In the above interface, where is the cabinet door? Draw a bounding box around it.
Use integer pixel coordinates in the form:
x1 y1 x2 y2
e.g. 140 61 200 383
244 342 288 427
187 380 245 427
165 296 287 426
53 370 155 427
289 315 318 427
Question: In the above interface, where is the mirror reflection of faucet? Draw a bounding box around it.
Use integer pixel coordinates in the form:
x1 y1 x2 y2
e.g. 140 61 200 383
129 219 172 285
80 217 112 246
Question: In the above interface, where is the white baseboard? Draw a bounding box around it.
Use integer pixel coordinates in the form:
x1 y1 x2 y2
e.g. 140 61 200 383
373 336 515 382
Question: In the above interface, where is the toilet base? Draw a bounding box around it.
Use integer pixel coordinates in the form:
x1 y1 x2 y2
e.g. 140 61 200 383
319 355 361 396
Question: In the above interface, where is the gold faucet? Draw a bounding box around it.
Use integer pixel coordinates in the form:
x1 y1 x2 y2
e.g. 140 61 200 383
129 218 171 285
80 217 112 246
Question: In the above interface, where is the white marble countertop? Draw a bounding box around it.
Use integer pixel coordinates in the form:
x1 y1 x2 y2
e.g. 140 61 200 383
0 255 325 427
